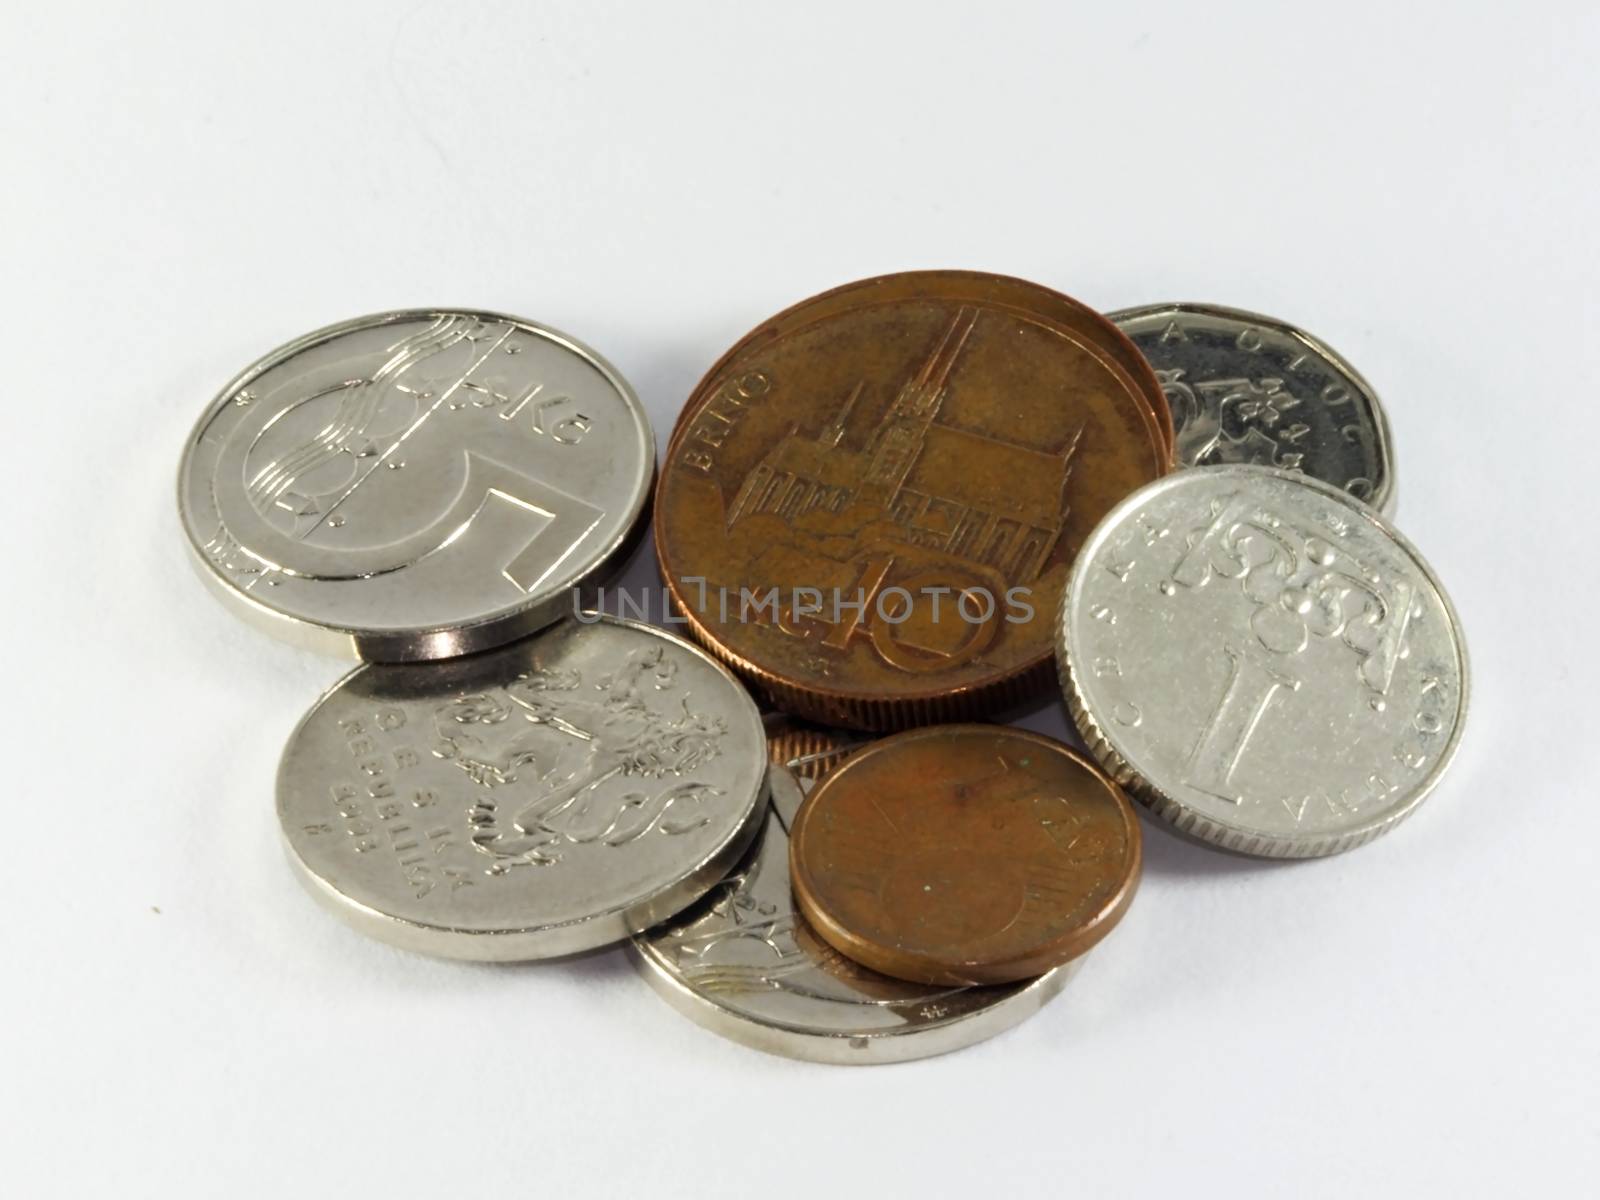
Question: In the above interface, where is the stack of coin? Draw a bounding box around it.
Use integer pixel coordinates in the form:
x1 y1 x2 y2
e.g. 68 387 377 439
176 278 1468 1065
654 271 1172 729
633 720 1109 1063
1064 303 1465 858
179 310 770 961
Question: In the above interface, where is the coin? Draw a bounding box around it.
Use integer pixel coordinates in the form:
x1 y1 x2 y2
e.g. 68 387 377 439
277 616 766 960
1111 302 1396 513
179 310 654 661
760 713 863 781
1061 465 1468 858
631 742 1074 1063
788 725 1141 985
655 271 1172 729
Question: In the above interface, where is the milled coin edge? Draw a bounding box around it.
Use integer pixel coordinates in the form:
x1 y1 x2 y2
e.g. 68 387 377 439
1058 464 1468 859
659 586 1056 731
628 937 1076 1066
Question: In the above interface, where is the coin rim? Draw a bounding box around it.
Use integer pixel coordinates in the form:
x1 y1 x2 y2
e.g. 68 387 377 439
1107 300 1398 516
1060 463 1469 858
177 308 656 662
275 614 768 960
788 724 1143 985
631 762 1077 1063
670 272 1176 464
630 928 1076 1065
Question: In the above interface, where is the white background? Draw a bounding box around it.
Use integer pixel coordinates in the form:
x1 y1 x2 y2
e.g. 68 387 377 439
3 2 1595 1195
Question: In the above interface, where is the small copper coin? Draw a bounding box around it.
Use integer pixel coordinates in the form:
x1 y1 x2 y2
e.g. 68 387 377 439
656 271 1172 730
789 725 1141 986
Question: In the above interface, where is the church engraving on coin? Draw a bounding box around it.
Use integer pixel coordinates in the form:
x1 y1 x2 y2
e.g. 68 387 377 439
179 311 653 660
1063 466 1466 858
278 618 765 960
1111 303 1395 513
656 272 1169 729
707 307 1084 679
722 308 1083 602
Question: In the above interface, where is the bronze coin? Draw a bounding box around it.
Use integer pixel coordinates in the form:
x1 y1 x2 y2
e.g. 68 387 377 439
654 270 1171 730
788 725 1141 986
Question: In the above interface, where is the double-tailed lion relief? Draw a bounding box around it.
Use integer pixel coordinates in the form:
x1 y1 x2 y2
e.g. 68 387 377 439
432 646 728 870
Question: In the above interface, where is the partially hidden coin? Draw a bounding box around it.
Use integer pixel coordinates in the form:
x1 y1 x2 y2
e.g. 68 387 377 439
788 725 1141 986
760 712 864 781
655 271 1172 730
1111 302 1396 514
632 733 1074 1063
179 310 654 661
277 616 766 960
1061 464 1468 858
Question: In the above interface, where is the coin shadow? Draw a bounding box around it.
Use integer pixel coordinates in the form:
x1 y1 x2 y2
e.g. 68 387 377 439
461 943 637 984
987 692 1079 745
1136 815 1304 879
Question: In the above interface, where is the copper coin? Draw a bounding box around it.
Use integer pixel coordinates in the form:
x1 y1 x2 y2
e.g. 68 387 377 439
668 274 1175 462
762 713 862 781
655 271 1172 729
788 725 1141 986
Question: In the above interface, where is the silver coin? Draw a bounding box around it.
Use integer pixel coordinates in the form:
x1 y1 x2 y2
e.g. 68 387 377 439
631 757 1073 1064
178 310 654 661
278 616 766 960
1110 302 1396 514
1061 465 1467 858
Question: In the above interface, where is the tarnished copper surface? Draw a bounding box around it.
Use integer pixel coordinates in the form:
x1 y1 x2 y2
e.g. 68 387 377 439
669 274 1175 461
655 271 1171 730
788 725 1141 986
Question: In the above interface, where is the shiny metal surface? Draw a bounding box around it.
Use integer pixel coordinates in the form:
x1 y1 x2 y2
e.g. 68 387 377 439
178 310 654 661
277 617 766 960
632 760 1073 1064
1111 303 1396 514
1062 465 1467 858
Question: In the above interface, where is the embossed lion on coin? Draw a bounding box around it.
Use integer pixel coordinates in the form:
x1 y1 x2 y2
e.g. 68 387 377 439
432 646 728 869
